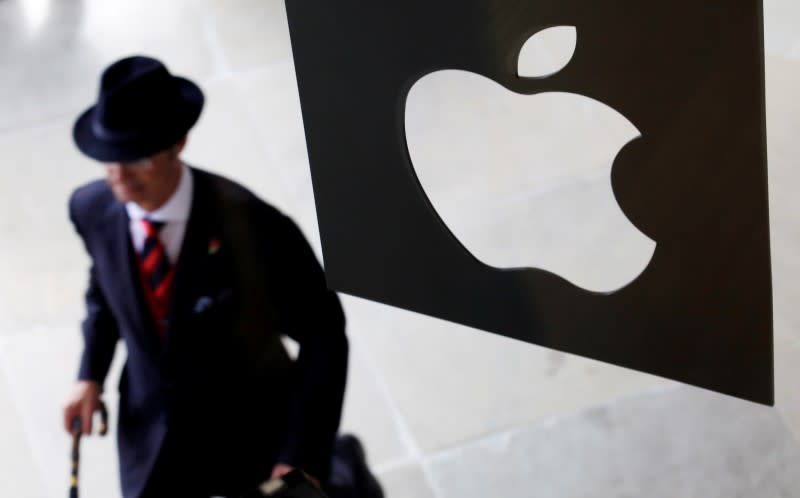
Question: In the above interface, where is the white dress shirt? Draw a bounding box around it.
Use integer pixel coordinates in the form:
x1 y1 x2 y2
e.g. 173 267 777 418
126 164 194 264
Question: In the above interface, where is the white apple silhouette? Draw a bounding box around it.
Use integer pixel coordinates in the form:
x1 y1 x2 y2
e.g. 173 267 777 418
404 26 655 293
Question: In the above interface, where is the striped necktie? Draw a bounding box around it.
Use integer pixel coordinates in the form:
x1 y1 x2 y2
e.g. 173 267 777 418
139 218 175 333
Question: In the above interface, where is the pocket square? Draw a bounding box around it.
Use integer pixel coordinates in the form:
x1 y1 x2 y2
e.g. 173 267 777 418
193 296 214 314
192 289 232 314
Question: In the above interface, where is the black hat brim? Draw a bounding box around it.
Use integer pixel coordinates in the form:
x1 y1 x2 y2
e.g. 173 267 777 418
73 76 204 163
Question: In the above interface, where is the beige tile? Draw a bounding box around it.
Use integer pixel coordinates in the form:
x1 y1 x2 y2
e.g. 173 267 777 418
0 354 47 497
75 0 215 77
233 62 313 198
0 121 100 332
199 0 294 73
771 246 800 349
0 119 98 236
0 0 216 132
766 55 800 347
339 342 411 466
377 464 437 498
0 327 125 498
764 0 800 57
766 56 800 212
765 56 800 217
343 295 668 453
0 0 95 131
766 53 800 441
774 327 800 443
427 386 800 498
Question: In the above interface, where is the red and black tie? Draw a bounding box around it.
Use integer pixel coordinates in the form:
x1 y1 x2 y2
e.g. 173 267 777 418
139 218 175 334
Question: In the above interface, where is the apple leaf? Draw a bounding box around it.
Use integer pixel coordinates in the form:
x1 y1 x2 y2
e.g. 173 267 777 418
518 26 577 78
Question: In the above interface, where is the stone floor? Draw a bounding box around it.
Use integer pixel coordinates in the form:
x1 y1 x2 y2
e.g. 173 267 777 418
1 1 799 497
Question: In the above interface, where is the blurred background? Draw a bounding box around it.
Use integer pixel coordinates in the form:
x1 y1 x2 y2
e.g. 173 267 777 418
0 1 799 497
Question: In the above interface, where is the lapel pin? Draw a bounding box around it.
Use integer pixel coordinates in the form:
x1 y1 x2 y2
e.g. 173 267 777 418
208 237 222 255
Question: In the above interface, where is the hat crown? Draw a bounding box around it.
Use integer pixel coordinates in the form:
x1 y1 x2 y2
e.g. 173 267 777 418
73 55 204 162
93 56 180 137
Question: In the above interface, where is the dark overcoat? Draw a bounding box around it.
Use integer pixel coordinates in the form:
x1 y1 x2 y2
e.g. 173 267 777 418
69 167 348 497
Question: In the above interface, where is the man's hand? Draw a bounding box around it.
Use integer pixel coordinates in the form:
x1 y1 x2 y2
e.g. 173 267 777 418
63 380 102 435
271 463 321 490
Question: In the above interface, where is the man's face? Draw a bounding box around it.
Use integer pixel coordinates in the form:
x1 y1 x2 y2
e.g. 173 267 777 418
104 139 185 211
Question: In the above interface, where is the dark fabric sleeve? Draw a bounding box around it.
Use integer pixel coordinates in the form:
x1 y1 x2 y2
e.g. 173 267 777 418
271 213 349 481
69 192 120 387
77 264 121 385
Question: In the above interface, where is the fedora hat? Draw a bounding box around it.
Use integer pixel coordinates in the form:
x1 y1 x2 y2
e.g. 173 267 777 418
73 55 204 162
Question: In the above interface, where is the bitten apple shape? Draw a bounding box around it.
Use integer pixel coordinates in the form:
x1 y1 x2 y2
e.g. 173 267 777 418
404 27 655 293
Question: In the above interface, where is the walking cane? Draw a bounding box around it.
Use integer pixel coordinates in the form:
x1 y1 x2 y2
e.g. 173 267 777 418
69 400 109 498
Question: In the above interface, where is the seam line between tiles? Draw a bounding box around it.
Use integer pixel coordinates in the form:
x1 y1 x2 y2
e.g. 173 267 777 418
231 73 307 200
351 341 446 498
373 456 418 475
422 381 683 464
0 337 51 496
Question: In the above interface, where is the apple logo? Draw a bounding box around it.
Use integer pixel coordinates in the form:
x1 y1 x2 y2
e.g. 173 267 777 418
404 26 656 293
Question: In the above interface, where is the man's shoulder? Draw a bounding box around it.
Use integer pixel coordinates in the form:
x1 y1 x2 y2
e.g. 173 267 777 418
193 167 286 224
69 179 116 221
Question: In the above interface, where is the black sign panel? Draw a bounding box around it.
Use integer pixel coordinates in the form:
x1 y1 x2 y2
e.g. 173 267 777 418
285 1 773 404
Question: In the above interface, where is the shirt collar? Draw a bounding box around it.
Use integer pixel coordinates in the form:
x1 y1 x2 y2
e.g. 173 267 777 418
126 163 194 222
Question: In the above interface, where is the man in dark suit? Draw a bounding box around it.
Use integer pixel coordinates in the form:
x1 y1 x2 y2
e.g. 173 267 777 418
62 56 381 498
